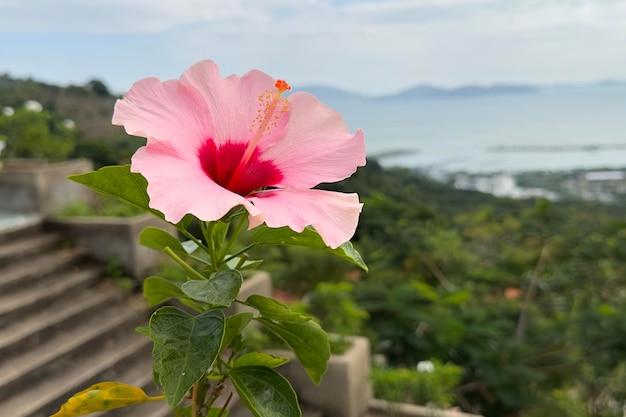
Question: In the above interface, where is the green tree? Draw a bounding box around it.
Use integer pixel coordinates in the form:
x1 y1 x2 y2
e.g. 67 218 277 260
0 107 76 161
86 79 111 97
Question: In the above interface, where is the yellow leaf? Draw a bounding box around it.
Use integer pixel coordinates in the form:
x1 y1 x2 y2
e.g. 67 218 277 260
49 381 165 417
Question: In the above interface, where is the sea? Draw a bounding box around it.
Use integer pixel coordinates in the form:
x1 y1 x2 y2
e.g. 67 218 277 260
326 85 626 173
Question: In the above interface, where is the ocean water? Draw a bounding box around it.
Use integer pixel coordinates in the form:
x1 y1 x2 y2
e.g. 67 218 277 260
328 85 626 173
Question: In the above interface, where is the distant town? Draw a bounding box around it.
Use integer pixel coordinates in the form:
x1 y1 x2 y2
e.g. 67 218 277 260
450 168 626 204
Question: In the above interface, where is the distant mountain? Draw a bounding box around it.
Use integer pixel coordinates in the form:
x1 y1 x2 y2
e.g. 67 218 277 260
543 79 626 91
596 79 626 88
303 79 626 101
293 83 542 102
379 84 539 100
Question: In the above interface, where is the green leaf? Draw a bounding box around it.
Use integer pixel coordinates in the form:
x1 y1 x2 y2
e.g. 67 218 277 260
208 408 229 417
598 303 617 317
139 226 185 254
143 276 185 307
442 290 470 306
222 313 254 353
244 295 310 323
411 281 439 302
178 214 195 230
226 257 264 271
68 165 164 219
135 326 150 336
174 406 192 417
211 221 230 247
230 366 301 417
181 269 243 307
234 352 289 369
258 318 330 384
253 225 368 271
149 306 225 407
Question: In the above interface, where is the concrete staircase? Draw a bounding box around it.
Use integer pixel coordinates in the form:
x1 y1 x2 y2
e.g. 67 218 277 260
0 218 321 417
0 220 170 417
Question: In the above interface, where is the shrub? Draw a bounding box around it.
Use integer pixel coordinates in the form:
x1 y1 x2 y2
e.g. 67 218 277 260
371 360 463 408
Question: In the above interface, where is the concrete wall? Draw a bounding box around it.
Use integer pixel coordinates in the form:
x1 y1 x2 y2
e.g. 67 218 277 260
367 399 484 417
46 213 175 280
0 159 94 215
272 336 373 417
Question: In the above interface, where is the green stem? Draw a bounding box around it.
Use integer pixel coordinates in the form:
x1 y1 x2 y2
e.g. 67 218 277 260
224 243 257 264
178 226 209 253
201 222 220 269
199 221 211 246
234 253 249 270
219 213 248 261
186 253 212 266
216 393 233 417
191 376 209 417
191 383 198 417
163 247 206 281
205 376 227 410
227 348 238 366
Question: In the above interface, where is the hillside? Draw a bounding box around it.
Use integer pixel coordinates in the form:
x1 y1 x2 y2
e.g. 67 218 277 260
0 75 130 143
280 161 626 417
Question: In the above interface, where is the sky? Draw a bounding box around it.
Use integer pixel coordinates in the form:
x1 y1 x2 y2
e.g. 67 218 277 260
0 0 624 95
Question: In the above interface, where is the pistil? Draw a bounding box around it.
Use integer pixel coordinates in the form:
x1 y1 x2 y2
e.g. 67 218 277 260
226 80 291 192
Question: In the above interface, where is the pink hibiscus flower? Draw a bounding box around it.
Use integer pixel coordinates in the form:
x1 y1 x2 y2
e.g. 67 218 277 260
113 60 366 248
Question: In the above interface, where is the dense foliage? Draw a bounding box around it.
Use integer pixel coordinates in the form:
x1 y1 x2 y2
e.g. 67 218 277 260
266 161 626 417
0 106 76 161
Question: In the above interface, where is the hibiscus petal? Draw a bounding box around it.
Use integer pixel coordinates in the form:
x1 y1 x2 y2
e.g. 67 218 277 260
113 77 215 151
131 140 259 224
180 60 288 149
247 189 362 249
262 92 366 188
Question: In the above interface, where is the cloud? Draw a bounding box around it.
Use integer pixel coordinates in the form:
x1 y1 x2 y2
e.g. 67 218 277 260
0 0 328 34
2 0 624 39
0 0 624 94
0 0 231 33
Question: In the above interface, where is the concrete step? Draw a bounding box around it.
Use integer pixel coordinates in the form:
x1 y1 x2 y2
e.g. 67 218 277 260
0 212 42 244
0 262 102 329
0 220 172 417
0 246 89 295
0 283 119 362
0 300 148 402
0 327 153 417
0 231 65 266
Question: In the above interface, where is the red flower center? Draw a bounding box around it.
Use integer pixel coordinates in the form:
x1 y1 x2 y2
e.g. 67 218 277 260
198 139 283 196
